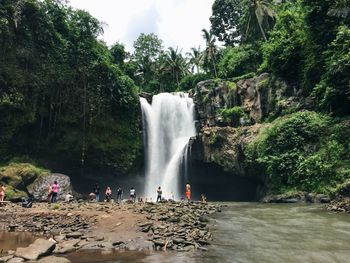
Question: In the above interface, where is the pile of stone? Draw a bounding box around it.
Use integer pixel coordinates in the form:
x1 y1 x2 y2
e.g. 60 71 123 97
327 197 350 213
136 201 221 251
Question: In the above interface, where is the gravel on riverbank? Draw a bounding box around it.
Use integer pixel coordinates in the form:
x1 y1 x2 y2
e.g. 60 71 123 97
0 201 222 262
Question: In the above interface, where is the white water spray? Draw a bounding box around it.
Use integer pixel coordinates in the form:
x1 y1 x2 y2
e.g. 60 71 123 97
140 93 196 200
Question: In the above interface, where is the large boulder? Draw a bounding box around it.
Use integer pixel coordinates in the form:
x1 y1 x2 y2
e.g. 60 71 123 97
15 238 56 261
27 174 73 201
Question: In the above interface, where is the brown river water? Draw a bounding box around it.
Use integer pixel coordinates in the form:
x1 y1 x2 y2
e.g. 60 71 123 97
2 203 350 263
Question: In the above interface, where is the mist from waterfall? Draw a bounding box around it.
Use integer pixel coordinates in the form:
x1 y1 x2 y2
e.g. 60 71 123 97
140 93 196 200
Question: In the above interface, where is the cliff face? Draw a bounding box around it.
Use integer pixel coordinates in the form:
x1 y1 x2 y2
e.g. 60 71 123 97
190 73 308 197
191 125 262 177
191 73 310 128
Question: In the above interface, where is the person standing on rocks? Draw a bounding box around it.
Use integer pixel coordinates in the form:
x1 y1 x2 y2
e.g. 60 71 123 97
117 187 123 203
130 187 136 202
51 181 59 203
47 184 52 203
0 183 6 201
156 186 162 202
105 186 112 202
186 182 191 202
94 183 100 202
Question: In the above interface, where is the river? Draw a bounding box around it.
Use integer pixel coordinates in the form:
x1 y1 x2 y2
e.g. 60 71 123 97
2 203 350 263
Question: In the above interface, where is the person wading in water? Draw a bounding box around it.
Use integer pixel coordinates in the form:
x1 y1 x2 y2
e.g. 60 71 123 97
186 182 191 202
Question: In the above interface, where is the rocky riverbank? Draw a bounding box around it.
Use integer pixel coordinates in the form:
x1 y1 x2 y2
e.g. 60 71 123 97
0 201 222 262
327 198 350 213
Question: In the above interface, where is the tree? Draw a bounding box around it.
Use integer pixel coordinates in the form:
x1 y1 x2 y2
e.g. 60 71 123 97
163 47 189 88
187 46 203 73
201 29 218 77
132 33 163 86
110 42 127 65
241 0 276 42
328 0 350 20
210 0 244 46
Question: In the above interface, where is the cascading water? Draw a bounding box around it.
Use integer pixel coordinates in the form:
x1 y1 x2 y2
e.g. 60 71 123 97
140 93 196 200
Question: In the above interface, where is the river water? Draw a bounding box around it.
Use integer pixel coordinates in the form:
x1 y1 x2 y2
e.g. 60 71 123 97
3 203 350 263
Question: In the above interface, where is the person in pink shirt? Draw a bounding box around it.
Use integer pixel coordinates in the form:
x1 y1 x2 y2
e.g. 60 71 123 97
51 181 59 203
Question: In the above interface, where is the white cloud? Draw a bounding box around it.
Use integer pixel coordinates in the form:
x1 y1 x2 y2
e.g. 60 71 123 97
68 0 214 53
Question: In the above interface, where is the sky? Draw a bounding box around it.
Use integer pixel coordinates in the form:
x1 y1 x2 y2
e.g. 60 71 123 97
68 0 215 54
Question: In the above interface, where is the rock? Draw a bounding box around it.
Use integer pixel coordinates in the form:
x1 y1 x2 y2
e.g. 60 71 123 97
139 92 153 104
197 239 211 245
54 239 80 254
112 241 124 246
172 238 185 244
153 240 165 247
6 258 24 263
15 238 56 261
315 194 331 203
65 232 83 239
36 256 71 263
27 173 73 202
0 255 14 262
199 216 210 223
167 217 180 223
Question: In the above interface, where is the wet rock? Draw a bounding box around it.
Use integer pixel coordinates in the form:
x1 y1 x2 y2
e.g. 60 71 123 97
36 256 71 263
65 232 82 239
153 240 166 247
15 238 56 261
54 239 80 254
199 216 210 223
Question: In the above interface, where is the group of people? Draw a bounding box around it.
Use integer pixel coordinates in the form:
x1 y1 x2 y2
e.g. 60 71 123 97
0 179 204 204
90 183 126 203
155 182 192 203
89 182 193 204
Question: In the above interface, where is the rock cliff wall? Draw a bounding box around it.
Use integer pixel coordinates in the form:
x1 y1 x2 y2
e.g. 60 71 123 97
189 73 310 198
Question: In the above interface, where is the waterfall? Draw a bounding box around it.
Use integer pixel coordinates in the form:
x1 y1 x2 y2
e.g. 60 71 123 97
140 92 196 200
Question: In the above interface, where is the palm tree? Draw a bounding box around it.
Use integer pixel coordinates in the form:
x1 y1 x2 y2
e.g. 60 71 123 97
328 0 350 20
201 29 218 78
243 0 276 42
163 47 189 88
187 46 203 74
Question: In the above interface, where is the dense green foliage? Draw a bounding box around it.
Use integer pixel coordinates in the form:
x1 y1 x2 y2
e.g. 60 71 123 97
219 106 246 127
218 44 262 78
0 0 142 174
246 112 350 193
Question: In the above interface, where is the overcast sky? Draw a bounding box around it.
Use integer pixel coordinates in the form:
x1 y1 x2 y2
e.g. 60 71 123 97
68 0 215 54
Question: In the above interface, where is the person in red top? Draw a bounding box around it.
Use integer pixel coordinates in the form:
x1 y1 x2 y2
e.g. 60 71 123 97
51 181 59 203
185 182 191 202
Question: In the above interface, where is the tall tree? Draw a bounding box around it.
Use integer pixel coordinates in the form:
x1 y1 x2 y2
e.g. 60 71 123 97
187 46 203 73
202 29 218 77
163 47 188 88
132 33 163 85
241 0 276 42
210 0 244 46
